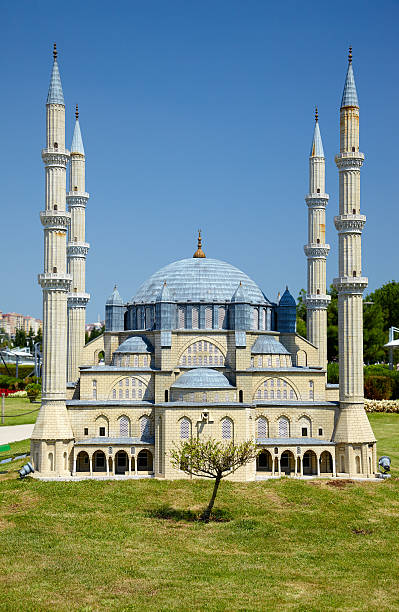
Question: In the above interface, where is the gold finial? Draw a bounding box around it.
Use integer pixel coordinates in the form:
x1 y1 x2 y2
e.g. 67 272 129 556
348 46 352 64
315 106 318 122
75 104 79 120
53 43 57 60
193 229 206 258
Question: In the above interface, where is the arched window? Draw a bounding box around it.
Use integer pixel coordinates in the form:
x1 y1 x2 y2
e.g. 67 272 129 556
119 416 130 437
218 307 226 329
261 308 266 330
278 416 289 437
252 308 259 330
180 342 225 367
192 307 199 329
221 417 233 440
255 378 298 401
205 307 213 329
140 415 151 440
309 380 314 400
178 307 185 329
180 418 191 439
257 417 268 438
299 416 311 437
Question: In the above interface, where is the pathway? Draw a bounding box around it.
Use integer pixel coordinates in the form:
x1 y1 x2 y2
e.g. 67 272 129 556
0 425 34 445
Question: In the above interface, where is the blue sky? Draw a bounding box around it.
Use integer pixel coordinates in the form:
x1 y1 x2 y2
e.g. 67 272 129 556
1 1 398 322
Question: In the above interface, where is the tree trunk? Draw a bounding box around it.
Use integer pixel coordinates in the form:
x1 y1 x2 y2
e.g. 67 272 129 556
201 474 221 522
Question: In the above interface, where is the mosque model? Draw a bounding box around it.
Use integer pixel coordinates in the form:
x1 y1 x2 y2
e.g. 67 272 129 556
31 45 376 480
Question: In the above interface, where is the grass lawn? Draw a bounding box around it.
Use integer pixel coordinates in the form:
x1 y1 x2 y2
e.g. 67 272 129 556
0 439 30 462
0 397 39 426
0 414 398 611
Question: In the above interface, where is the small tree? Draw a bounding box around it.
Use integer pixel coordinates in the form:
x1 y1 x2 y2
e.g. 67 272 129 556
170 438 258 522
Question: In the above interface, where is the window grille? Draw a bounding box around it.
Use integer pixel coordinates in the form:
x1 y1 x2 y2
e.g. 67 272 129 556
188 356 191 365
132 389 136 399
203 356 207 365
120 416 129 437
112 389 116 399
119 389 123 399
221 418 232 439
138 388 143 398
261 309 266 330
178 307 185 329
140 416 151 439
182 356 187 365
205 307 213 328
134 356 138 366
278 417 289 437
283 389 287 399
257 417 268 438
209 355 213 365
180 418 190 439
125 378 129 386
218 307 226 329
263 389 268 399
192 307 199 329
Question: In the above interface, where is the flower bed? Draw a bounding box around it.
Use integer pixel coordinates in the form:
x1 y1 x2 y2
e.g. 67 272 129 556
364 399 399 413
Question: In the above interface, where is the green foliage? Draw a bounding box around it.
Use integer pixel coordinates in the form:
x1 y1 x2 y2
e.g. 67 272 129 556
363 302 386 363
0 365 36 379
327 362 339 384
85 325 105 344
13 328 26 348
364 375 393 400
25 383 41 402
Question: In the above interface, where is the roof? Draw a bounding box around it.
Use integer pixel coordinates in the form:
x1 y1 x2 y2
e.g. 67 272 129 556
251 336 290 355
47 59 64 105
172 368 234 389
156 281 174 302
131 258 270 305
106 286 123 305
279 287 296 307
75 437 155 445
310 121 324 157
71 119 85 154
256 437 335 446
231 282 249 303
115 336 153 354
341 62 359 108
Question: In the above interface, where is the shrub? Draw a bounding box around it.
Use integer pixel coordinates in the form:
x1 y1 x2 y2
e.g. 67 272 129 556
364 375 393 400
25 383 41 402
327 363 339 383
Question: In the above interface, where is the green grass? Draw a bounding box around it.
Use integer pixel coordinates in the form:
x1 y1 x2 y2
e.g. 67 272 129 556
0 415 398 611
0 397 39 426
0 439 30 462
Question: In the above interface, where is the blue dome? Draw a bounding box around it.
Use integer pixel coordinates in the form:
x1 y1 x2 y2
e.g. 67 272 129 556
131 258 269 305
251 336 290 355
172 368 234 389
279 287 296 307
115 336 153 353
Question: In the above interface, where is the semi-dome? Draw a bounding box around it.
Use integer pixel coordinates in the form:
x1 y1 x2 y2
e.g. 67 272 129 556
115 336 153 354
251 336 290 355
172 368 234 389
131 258 269 305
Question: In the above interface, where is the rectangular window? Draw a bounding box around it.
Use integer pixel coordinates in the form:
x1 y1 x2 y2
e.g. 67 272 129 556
125 390 129 398
112 389 116 399
257 357 262 367
99 427 106 436
302 427 308 436
318 428 323 436
93 390 97 399
192 308 199 329
84 427 88 435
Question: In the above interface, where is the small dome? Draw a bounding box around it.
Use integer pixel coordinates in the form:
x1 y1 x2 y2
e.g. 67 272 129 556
106 285 123 305
115 335 153 354
172 368 234 389
279 287 296 307
251 336 290 355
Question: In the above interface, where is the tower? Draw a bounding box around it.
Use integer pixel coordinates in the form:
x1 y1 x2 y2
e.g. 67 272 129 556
333 48 376 475
304 109 330 369
66 105 90 383
31 44 74 475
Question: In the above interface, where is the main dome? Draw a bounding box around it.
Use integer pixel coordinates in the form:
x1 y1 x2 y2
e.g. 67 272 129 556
131 258 269 305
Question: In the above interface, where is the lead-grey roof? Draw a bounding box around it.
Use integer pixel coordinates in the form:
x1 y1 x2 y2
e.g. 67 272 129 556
106 286 123 305
115 336 153 354
46 59 64 105
310 121 324 157
341 62 359 108
75 437 154 445
71 119 85 154
172 368 234 389
256 437 335 446
251 336 290 355
131 258 270 305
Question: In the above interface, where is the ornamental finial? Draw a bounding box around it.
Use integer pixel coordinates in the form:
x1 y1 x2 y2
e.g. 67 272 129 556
193 229 206 258
348 46 352 64
315 106 318 122
53 42 57 60
75 104 79 120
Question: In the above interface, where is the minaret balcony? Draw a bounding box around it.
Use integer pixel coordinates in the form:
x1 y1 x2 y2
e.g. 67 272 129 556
67 292 90 308
67 242 90 258
335 152 364 171
305 194 329 208
303 244 330 258
66 192 90 208
304 294 331 310
38 272 72 292
334 215 366 234
40 210 71 230
333 276 368 294
41 149 70 168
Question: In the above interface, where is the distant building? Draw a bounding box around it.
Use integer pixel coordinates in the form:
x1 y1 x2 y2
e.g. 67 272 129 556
0 311 42 337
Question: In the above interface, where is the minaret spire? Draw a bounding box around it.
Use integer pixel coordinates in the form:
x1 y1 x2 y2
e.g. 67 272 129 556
333 49 376 474
304 109 330 369
67 105 90 383
193 229 206 258
32 44 73 475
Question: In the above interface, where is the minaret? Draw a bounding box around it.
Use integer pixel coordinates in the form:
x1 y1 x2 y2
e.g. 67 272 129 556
66 104 90 383
304 108 330 369
333 48 376 475
31 44 74 476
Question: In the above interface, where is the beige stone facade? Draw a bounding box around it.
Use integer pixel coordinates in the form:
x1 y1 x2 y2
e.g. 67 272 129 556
31 48 377 482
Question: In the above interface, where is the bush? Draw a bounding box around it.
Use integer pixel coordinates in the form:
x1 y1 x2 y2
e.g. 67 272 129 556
327 363 339 384
364 375 393 400
25 383 41 402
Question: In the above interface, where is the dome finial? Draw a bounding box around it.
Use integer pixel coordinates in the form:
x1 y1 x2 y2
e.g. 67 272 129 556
75 104 79 120
348 46 352 64
193 228 206 258
315 106 318 122
53 42 57 61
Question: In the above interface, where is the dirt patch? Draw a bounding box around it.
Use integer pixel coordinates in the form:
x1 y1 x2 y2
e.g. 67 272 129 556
326 479 354 488
351 527 373 535
112 577 159 597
